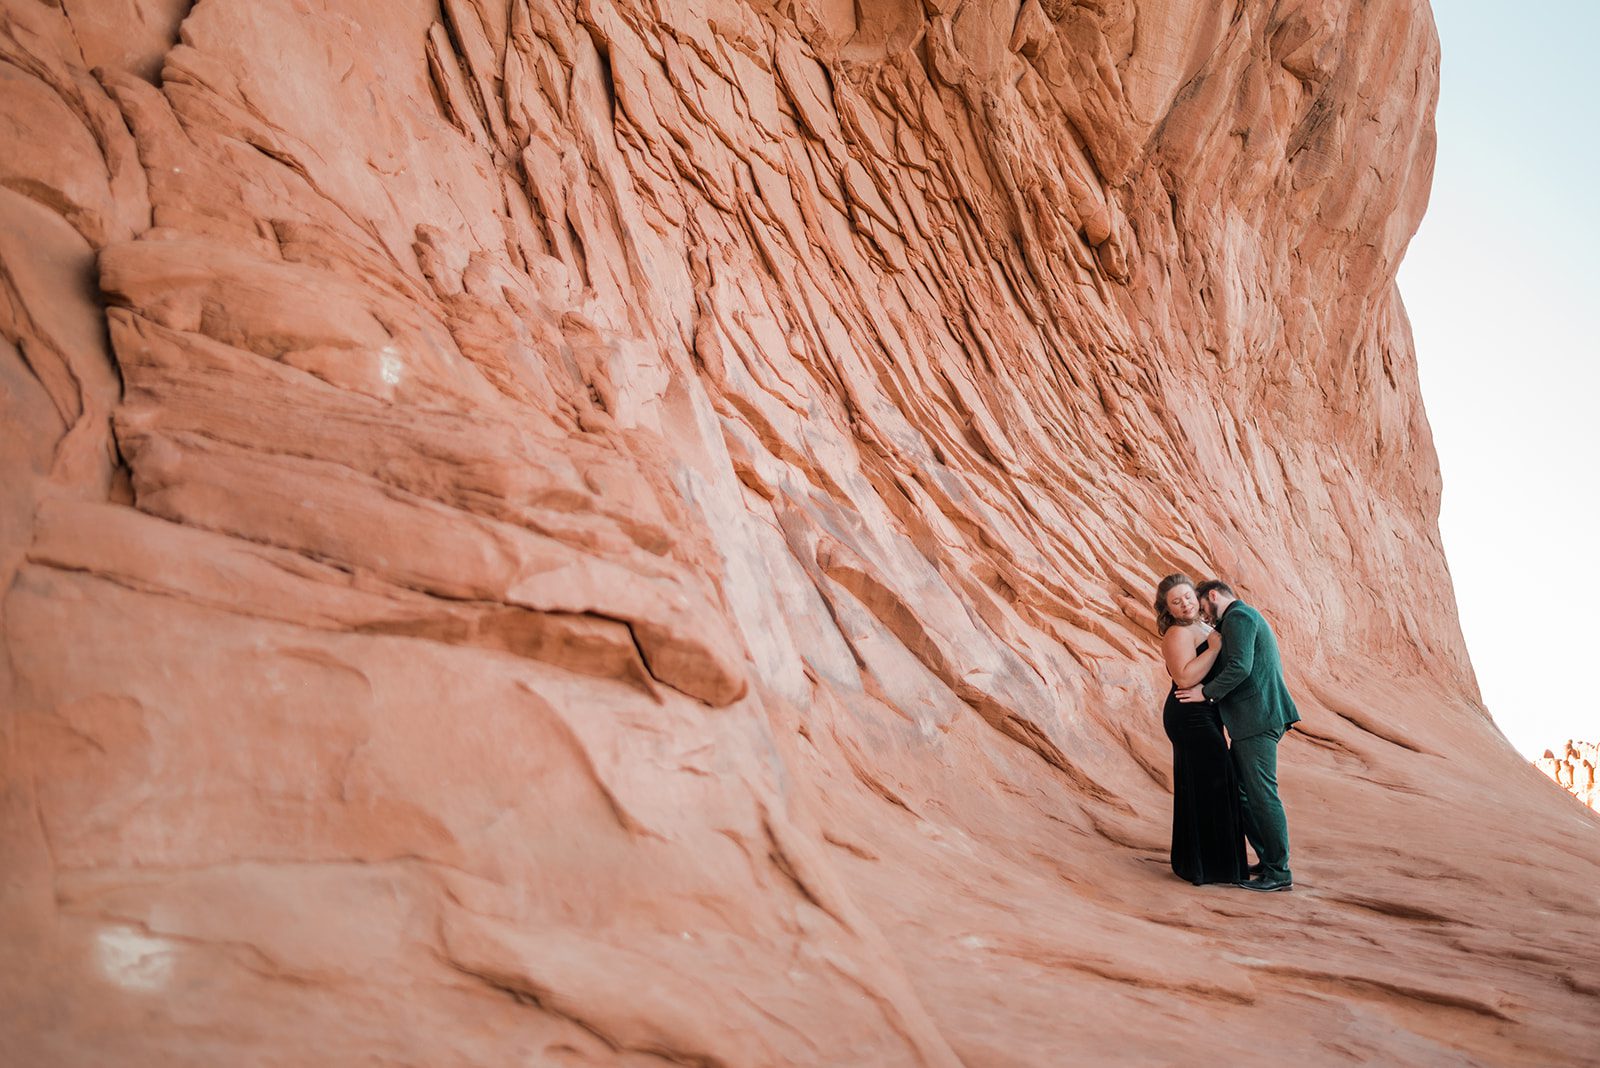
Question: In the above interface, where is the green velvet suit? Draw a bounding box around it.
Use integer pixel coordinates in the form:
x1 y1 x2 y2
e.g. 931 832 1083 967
1201 600 1300 881
1202 601 1301 740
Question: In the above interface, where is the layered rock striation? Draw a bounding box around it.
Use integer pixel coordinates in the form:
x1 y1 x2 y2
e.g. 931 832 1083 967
3 0 1599 1064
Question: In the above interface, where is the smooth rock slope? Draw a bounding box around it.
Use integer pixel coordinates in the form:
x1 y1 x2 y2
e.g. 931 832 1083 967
2 0 1598 1064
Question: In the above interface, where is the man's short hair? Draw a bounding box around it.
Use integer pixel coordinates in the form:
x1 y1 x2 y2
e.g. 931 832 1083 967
1196 579 1236 600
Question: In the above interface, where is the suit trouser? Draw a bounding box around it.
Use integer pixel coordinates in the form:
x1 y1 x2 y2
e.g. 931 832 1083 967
1231 729 1291 880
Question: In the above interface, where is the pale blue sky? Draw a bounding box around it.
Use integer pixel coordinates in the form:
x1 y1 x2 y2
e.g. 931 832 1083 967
1398 1 1600 756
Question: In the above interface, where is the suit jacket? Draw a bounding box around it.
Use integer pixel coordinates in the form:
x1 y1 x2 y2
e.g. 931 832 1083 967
1201 601 1301 740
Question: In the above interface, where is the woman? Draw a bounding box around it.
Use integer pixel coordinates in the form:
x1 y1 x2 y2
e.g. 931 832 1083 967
1155 573 1247 885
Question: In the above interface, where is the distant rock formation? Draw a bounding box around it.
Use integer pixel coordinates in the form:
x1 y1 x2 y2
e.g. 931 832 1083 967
3 0 1600 1064
1537 741 1600 813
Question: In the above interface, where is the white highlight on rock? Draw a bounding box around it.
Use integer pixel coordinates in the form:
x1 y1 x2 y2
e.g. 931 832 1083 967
379 346 404 386
95 926 176 992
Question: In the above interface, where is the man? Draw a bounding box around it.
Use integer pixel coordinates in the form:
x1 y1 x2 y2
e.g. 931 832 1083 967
1176 580 1300 892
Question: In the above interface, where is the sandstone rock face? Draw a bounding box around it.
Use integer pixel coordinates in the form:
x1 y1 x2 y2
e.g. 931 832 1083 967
1538 741 1600 814
3 1 1599 1064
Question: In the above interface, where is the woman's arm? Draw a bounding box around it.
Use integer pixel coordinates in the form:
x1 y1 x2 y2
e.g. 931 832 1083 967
1174 634 1222 687
1162 628 1221 687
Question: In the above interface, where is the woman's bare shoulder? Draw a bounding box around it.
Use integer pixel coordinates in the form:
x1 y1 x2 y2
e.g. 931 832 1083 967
1162 622 1201 648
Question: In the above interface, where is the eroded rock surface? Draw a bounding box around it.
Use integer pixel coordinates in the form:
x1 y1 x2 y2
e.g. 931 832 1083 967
3 0 1598 1064
1537 741 1600 814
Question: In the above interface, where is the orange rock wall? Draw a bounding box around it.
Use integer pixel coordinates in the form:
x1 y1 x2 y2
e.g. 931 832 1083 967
3 0 1599 1063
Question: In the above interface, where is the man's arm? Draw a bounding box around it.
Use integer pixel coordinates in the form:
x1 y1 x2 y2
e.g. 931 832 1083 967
1200 610 1257 702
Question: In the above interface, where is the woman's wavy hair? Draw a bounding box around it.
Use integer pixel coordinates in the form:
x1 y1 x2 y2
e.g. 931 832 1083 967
1154 572 1196 635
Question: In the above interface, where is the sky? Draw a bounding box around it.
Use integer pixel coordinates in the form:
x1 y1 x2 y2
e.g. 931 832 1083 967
1396 1 1600 756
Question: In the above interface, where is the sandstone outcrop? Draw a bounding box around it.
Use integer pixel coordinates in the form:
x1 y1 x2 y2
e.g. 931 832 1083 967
3 0 1599 1064
1538 741 1600 814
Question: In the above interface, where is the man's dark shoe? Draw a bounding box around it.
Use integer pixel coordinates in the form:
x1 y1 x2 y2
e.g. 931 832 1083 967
1237 875 1292 892
1247 863 1265 878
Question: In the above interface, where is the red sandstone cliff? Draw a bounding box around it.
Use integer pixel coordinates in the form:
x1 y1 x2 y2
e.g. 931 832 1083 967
2 0 1598 1064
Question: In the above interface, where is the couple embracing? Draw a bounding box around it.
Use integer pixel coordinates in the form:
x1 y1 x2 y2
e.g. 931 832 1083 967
1155 575 1299 892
